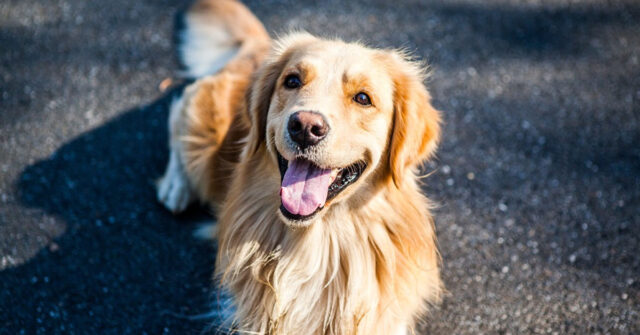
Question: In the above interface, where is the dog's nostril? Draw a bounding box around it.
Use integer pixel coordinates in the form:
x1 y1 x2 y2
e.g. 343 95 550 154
288 117 303 133
311 124 327 137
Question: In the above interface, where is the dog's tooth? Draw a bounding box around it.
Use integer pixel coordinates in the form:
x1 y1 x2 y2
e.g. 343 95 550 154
330 169 339 183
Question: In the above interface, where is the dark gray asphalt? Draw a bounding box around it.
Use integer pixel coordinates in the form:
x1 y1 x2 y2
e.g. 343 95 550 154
1 0 639 334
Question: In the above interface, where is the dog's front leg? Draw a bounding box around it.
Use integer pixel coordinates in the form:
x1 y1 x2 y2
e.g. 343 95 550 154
157 95 196 213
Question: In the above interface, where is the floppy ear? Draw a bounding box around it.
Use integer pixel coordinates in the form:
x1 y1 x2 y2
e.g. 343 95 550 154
244 57 285 154
385 51 442 187
244 33 317 154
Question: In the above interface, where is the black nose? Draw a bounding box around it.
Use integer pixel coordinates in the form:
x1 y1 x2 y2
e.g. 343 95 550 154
287 111 329 149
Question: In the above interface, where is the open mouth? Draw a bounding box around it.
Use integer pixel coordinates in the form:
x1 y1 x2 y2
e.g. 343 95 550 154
277 152 366 222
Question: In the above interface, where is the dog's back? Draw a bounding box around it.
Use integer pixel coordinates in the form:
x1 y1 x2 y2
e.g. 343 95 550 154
157 0 270 212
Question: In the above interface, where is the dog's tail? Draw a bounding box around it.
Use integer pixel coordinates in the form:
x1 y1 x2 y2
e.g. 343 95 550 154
176 0 270 78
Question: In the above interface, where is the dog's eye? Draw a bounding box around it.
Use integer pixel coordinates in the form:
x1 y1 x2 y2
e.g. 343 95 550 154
354 92 371 106
284 74 302 89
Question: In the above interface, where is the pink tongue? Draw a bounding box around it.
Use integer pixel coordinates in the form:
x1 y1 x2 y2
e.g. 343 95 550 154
280 159 332 216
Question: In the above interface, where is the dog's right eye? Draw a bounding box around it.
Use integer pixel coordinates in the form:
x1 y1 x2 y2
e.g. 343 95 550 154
284 74 302 89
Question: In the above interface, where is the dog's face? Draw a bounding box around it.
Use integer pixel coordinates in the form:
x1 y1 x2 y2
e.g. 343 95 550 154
246 34 441 226
268 38 396 224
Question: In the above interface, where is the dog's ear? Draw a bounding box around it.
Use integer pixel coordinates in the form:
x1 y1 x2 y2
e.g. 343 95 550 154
383 51 442 187
245 33 317 154
244 54 285 154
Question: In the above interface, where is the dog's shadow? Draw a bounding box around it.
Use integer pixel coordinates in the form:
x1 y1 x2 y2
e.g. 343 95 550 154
8 86 219 334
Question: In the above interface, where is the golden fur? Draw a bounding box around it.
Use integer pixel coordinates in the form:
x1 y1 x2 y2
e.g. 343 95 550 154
157 1 443 333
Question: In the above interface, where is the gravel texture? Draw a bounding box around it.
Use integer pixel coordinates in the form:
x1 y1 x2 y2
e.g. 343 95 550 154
1 0 639 334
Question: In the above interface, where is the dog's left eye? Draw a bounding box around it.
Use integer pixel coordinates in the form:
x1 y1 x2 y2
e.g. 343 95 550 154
284 74 302 89
354 92 371 106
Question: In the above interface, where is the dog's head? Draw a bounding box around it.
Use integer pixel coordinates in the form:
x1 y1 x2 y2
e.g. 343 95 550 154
245 33 441 226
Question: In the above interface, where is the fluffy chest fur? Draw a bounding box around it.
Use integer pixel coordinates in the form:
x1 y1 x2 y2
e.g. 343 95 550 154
216 153 441 335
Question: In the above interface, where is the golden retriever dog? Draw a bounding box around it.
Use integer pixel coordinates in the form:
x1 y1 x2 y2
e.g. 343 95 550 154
156 0 443 333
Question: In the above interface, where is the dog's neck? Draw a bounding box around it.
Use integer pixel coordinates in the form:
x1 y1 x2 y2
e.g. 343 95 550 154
216 149 441 334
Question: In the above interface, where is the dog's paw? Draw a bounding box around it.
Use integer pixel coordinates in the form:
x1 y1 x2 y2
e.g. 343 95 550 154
193 223 218 240
157 152 194 213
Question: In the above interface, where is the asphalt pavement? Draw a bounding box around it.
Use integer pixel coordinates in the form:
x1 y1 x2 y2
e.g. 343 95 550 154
1 0 639 334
